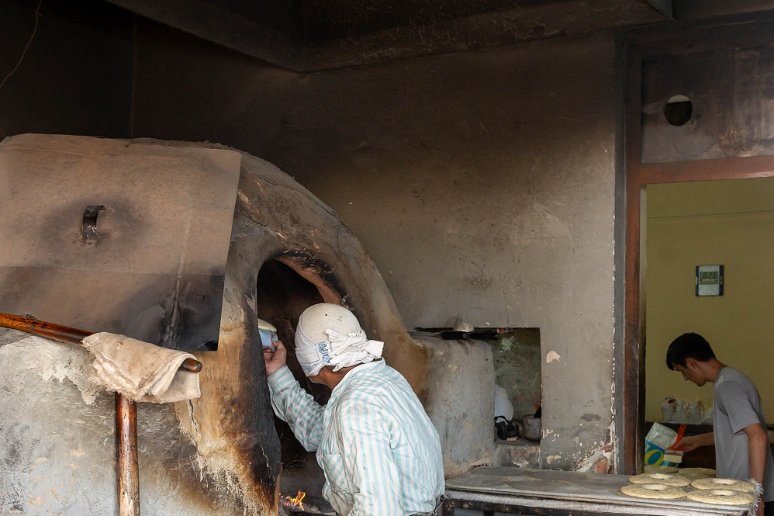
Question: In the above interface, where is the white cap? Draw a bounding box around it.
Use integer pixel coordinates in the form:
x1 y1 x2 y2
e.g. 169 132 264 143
294 303 384 377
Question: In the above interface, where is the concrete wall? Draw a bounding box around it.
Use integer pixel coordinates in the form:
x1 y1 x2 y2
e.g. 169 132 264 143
131 23 618 469
0 0 133 139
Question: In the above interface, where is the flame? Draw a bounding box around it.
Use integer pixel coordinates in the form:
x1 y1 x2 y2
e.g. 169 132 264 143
282 490 306 511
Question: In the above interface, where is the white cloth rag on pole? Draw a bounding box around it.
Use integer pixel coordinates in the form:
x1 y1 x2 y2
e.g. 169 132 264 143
82 332 201 403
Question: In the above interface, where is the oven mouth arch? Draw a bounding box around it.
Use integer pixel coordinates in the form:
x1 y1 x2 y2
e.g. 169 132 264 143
255 254 342 502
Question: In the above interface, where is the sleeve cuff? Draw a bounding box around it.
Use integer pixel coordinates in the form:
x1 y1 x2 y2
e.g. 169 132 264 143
268 365 297 391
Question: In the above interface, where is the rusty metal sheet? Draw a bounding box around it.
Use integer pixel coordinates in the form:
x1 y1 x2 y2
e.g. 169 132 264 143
0 134 241 350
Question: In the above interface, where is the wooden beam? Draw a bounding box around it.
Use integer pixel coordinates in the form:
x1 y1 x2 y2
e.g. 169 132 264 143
640 155 774 184
622 42 644 475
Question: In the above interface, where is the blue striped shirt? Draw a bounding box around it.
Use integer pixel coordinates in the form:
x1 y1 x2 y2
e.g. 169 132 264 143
268 360 445 515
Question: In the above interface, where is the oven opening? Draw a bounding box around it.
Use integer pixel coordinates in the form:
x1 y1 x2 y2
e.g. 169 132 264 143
256 257 339 513
492 328 542 445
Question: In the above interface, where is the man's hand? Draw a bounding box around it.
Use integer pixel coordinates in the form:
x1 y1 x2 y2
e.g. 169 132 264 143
264 340 287 376
673 435 701 453
673 432 713 453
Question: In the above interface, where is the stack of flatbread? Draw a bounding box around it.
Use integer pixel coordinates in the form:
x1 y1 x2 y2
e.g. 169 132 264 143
620 472 691 500
686 477 757 506
619 468 759 508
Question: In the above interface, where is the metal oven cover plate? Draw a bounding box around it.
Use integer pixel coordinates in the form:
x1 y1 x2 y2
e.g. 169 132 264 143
0 134 241 350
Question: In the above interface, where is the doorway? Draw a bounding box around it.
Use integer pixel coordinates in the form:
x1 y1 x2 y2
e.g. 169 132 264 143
622 156 774 473
644 178 774 431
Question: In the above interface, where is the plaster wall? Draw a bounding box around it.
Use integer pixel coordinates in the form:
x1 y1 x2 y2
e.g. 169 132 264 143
0 0 133 139
132 25 618 468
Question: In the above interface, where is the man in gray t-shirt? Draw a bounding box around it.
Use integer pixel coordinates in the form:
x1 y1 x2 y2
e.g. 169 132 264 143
666 333 774 516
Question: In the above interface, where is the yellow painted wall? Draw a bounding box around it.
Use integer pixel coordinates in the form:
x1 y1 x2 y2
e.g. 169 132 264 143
645 178 774 423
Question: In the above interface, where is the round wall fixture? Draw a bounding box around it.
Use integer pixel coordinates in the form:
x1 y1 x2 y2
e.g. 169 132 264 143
663 94 693 126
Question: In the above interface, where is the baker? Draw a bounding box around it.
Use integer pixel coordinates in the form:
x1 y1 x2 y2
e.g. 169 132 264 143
263 303 445 515
666 332 774 515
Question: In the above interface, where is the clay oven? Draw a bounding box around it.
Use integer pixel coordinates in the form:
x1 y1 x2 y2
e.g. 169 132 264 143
0 134 492 514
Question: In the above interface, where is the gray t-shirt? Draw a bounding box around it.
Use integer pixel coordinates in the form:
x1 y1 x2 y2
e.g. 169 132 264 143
713 366 774 501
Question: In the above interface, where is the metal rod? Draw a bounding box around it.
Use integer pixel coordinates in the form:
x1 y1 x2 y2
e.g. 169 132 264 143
0 313 91 341
0 313 203 372
116 393 140 516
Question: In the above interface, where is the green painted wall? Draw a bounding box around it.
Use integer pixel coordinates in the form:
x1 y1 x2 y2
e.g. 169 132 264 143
645 178 774 422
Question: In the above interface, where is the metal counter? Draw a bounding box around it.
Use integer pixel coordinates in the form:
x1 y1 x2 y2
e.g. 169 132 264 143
443 467 750 515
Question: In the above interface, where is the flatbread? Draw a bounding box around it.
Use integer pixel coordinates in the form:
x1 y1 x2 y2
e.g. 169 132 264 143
686 489 755 506
620 483 686 499
628 473 691 487
677 467 715 480
691 477 755 493
644 465 678 474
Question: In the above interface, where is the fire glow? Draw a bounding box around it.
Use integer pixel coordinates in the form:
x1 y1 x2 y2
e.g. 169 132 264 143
281 490 306 511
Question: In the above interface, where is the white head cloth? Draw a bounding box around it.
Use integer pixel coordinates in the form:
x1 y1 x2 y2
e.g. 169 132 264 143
295 303 384 377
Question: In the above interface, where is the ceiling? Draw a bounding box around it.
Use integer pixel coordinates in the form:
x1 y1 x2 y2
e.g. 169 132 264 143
103 0 774 71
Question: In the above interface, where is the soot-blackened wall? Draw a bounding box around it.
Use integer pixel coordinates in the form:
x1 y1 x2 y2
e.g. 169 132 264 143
0 0 133 139
131 22 619 469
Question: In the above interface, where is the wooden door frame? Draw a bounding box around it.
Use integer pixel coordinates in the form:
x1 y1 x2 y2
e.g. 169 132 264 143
624 154 774 471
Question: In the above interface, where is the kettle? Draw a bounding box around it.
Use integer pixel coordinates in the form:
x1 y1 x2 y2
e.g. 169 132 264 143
516 415 541 441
